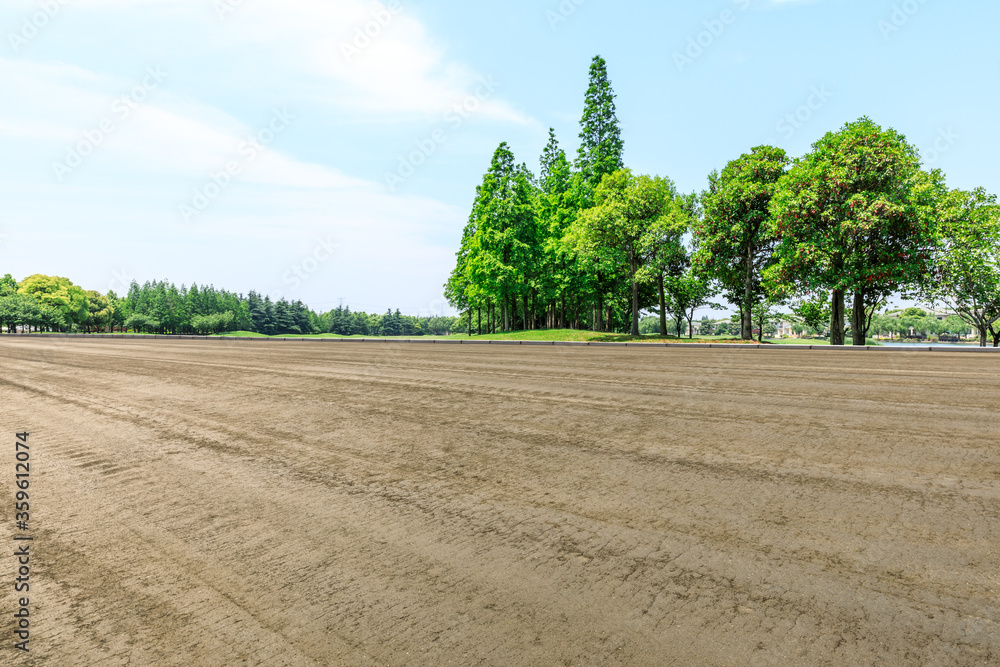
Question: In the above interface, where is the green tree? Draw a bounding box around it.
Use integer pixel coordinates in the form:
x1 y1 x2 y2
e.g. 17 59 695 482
941 315 973 339
568 170 679 335
247 291 273 334
273 299 297 334
645 194 691 337
695 146 789 340
751 298 783 343
463 142 537 332
18 274 88 328
380 309 402 336
124 313 159 334
540 128 572 197
84 290 115 333
925 187 1000 346
638 315 661 335
663 268 720 339
791 295 831 337
0 294 32 333
698 316 714 336
0 274 17 297
536 129 580 329
106 290 127 333
766 117 944 345
445 209 476 335
576 55 625 196
0 289 57 334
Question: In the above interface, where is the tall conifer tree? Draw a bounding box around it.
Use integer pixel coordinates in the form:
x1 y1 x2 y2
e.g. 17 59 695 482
576 55 625 194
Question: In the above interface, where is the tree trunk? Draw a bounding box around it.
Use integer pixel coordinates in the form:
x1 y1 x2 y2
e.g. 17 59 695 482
830 289 846 345
627 252 640 336
630 278 640 336
742 247 754 340
851 291 867 345
606 307 614 333
741 303 753 340
658 273 667 337
596 292 604 332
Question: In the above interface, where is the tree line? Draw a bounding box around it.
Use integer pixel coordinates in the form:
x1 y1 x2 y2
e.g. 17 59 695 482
446 55 1000 346
0 275 457 337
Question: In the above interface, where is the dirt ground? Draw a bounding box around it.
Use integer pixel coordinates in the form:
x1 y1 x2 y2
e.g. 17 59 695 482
1 338 998 666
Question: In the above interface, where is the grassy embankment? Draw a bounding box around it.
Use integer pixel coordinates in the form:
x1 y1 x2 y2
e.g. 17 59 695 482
211 329 831 344
16 329 833 344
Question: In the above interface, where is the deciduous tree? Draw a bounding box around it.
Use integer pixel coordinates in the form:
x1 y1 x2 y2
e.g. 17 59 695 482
925 187 1000 346
569 170 679 335
766 117 943 345
695 147 789 340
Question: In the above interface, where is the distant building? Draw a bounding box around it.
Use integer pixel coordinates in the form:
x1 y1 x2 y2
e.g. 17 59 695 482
884 308 958 320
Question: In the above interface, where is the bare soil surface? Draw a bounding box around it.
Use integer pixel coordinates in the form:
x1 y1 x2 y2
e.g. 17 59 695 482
1 338 998 666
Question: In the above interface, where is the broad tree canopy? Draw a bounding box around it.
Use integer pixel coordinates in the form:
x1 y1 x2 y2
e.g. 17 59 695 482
765 117 944 344
925 187 1000 346
694 146 789 340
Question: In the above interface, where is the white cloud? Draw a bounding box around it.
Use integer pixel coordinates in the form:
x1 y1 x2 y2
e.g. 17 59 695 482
0 58 367 191
0 0 526 313
61 0 531 124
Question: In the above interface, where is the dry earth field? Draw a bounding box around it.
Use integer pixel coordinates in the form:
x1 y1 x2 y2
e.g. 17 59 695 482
1 337 999 666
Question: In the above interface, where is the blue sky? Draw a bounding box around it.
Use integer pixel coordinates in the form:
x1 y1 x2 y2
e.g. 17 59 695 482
1 0 996 315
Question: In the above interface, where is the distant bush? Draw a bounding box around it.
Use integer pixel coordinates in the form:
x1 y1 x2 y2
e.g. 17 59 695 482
638 316 660 335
